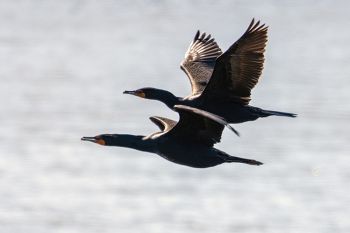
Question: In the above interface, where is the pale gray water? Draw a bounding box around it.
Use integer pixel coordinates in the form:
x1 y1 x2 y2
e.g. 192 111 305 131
1 1 350 233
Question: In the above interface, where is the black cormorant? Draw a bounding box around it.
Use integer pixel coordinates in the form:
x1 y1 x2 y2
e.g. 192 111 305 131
123 19 297 124
81 105 262 168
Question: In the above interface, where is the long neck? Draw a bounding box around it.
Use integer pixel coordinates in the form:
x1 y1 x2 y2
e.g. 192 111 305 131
108 134 156 153
150 89 179 108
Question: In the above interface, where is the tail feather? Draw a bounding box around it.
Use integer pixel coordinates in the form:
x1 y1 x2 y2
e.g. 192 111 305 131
217 150 263 166
225 157 263 166
261 109 297 118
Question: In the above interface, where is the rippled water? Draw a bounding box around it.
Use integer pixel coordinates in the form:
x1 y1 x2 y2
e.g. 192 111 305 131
1 1 350 233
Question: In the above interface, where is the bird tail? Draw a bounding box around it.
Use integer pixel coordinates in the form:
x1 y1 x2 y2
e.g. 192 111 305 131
217 150 263 166
260 109 297 118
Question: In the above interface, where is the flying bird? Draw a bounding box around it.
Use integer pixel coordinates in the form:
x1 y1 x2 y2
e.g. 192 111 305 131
124 19 296 124
82 105 262 168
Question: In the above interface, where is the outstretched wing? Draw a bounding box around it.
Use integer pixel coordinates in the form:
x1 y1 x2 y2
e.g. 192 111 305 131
164 105 238 147
181 31 222 96
201 19 268 105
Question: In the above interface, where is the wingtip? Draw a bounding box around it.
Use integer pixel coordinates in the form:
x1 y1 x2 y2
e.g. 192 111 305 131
149 116 157 123
194 30 200 41
246 18 269 33
227 124 240 137
246 18 255 32
149 116 162 124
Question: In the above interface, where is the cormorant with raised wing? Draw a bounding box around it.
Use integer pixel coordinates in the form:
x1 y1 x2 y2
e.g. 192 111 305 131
124 19 296 124
81 105 262 168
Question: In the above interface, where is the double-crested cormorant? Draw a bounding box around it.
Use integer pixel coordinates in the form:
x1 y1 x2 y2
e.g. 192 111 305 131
81 105 262 168
123 19 297 124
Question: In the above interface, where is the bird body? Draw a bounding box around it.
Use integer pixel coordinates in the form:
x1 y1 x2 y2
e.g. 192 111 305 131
155 137 228 168
82 106 262 168
124 19 297 124
157 138 261 168
125 87 295 123
82 133 260 168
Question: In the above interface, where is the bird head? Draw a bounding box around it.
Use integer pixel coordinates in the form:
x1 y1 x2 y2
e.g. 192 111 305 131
123 87 169 100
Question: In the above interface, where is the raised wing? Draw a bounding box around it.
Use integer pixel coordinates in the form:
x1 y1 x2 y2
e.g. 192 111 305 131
181 31 222 96
144 116 177 140
164 105 237 147
201 19 268 105
149 116 177 132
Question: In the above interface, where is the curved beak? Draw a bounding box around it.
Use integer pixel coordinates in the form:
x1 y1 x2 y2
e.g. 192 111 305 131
81 136 97 143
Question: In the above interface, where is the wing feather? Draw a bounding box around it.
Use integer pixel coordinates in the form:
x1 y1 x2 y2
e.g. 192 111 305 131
144 116 177 140
163 105 239 146
201 19 268 105
149 116 177 132
181 31 222 96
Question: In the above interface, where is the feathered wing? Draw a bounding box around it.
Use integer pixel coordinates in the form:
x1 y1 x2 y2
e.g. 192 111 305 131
144 116 177 140
164 105 237 147
149 116 177 132
181 31 222 96
174 105 239 136
201 19 268 105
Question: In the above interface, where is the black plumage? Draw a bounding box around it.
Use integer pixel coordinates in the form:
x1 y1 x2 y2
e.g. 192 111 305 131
82 105 262 168
124 19 297 124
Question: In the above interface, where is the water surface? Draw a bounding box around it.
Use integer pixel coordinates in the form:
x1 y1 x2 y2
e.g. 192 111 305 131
1 1 349 233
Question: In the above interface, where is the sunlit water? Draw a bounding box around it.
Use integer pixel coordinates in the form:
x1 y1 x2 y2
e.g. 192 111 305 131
1 1 350 233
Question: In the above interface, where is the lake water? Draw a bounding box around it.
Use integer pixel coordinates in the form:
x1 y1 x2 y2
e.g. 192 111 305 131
1 1 350 233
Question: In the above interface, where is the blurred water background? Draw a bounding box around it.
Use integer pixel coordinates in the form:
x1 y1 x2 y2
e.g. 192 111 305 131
1 0 350 233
